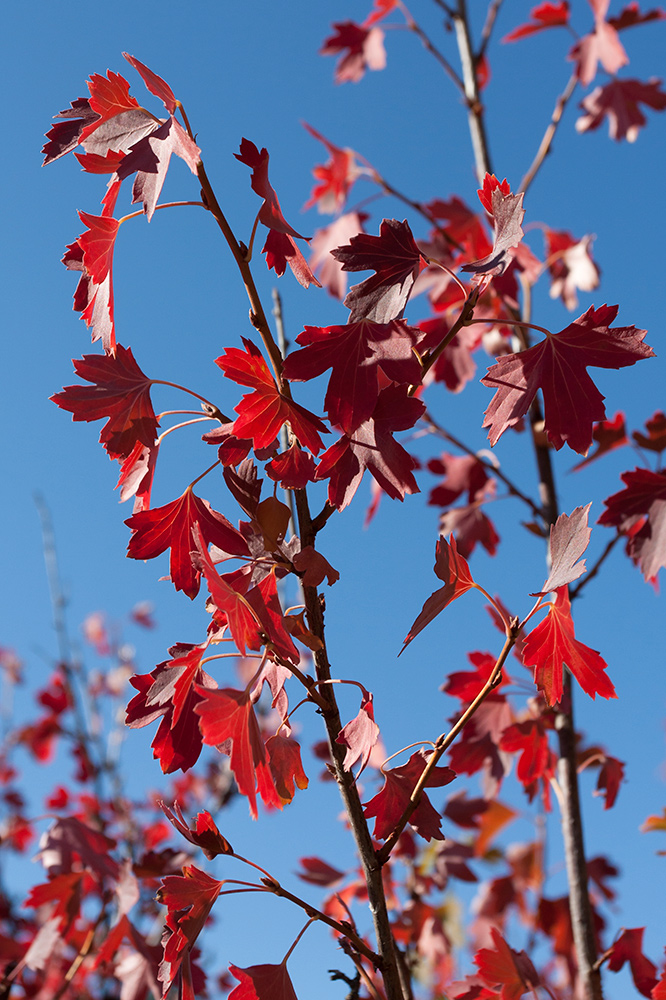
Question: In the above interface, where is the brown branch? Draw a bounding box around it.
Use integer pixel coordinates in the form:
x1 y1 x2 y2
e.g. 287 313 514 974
260 878 379 966
569 534 621 602
478 0 505 59
396 4 464 91
293 488 405 1000
519 73 578 194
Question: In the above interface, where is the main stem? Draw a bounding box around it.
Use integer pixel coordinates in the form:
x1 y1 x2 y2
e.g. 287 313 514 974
450 5 602 997
294 489 405 1000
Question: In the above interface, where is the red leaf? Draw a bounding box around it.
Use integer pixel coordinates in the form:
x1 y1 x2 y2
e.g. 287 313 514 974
157 865 223 996
595 755 625 809
265 444 317 489
332 218 428 322
439 500 500 560
481 304 654 454
336 687 380 774
123 53 177 114
125 488 249 599
474 927 540 1000
70 212 120 352
461 176 525 289
606 927 658 997
216 339 327 454
522 586 617 705
320 21 387 84
235 140 306 239
315 383 424 509
51 345 158 460
34 816 118 880
536 503 592 594
427 453 490 507
303 122 361 213
195 685 277 819
633 410 666 453
82 70 158 158
161 802 234 858
115 439 159 511
117 116 201 221
499 720 553 786
228 962 298 1000
125 643 216 774
265 735 309 805
291 545 340 588
571 411 627 471
599 467 666 580
296 857 345 887
284 318 422 434
576 78 666 142
261 230 321 288
502 1 570 41
363 751 456 842
401 535 477 652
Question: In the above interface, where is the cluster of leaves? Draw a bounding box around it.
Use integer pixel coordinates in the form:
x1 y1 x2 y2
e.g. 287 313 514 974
2 3 666 1000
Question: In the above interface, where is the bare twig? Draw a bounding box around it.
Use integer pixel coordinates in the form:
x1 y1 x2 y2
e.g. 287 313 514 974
519 73 578 194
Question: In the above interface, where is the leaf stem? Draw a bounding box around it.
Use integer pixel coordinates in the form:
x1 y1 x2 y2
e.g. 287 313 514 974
117 200 206 225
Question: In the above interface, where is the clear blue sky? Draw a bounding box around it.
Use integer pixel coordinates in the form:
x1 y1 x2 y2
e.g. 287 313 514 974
2 2 665 997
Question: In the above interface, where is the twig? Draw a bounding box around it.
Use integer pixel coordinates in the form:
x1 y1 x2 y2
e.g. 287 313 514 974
421 410 544 522
569 535 621 601
478 0 505 60
377 630 517 864
396 3 464 91
519 73 578 194
452 0 494 181
293 487 405 1000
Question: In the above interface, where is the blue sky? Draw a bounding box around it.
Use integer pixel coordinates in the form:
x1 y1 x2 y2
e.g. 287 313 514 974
2 1 666 997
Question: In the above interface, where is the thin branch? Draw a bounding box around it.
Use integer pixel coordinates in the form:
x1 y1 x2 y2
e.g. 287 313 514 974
569 534 621 601
478 0 505 60
421 410 545 522
395 4 464 90
377 630 517 864
519 73 578 194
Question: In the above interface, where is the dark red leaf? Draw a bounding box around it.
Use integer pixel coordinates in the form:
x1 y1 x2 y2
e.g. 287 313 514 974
284 318 422 434
161 802 234 858
125 643 216 774
632 411 666 453
296 857 345 887
599 467 666 580
320 21 387 84
42 97 100 165
265 735 309 805
262 230 321 288
481 304 654 455
332 218 428 322
595 755 625 809
315 383 424 509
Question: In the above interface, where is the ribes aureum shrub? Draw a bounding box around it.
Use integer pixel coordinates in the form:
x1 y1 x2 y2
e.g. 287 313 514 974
2 4 666 1000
